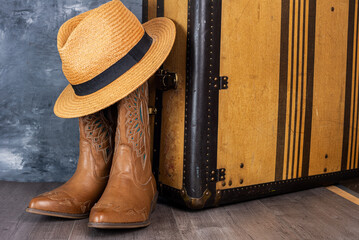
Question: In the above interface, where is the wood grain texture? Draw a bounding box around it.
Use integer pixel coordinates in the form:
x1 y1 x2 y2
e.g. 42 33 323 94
216 0 356 189
3 181 359 239
147 0 157 21
308 0 349 176
344 0 359 171
217 0 282 188
147 0 187 189
157 0 187 189
327 185 359 206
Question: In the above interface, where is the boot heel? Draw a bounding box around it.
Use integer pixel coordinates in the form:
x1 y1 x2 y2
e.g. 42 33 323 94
151 192 159 213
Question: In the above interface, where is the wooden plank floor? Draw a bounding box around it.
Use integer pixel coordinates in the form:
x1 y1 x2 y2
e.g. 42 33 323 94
1 181 359 240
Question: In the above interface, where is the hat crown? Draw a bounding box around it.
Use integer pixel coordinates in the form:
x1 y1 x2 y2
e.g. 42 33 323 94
57 0 144 86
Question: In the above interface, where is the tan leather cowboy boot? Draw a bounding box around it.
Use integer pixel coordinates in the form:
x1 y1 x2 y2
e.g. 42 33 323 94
88 82 157 228
26 107 116 219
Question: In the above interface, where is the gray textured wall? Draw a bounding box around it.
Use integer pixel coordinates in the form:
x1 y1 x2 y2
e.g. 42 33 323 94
0 0 142 182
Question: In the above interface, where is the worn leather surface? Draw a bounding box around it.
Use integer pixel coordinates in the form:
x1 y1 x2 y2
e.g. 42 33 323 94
182 0 222 203
28 108 116 215
89 82 157 224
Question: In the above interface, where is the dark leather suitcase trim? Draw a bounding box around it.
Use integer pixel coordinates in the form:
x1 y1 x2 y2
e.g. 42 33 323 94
146 0 165 181
182 0 223 206
152 89 163 181
142 0 148 22
159 169 359 209
157 0 164 18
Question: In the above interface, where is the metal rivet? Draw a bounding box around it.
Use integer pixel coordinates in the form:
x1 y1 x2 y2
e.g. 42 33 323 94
211 170 215 174
211 177 215 181
206 191 209 195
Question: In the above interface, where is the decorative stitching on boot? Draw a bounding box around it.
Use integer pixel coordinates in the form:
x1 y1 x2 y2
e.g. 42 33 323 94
40 191 92 213
122 82 150 170
81 112 114 164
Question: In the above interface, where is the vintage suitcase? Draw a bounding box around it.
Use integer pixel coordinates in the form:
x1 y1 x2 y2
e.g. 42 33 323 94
144 0 359 209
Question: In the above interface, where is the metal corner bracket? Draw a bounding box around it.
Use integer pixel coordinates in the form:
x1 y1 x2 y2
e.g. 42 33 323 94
180 188 212 210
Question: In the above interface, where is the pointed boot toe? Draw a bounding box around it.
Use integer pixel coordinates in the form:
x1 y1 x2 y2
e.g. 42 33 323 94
88 202 154 229
26 108 117 219
26 191 90 219
28 196 47 210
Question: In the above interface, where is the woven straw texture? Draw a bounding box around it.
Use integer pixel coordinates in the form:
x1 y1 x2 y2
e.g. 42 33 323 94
54 0 176 118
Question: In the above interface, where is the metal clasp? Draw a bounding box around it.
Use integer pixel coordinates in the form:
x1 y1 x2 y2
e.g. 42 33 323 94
219 76 228 90
154 69 178 91
210 168 226 182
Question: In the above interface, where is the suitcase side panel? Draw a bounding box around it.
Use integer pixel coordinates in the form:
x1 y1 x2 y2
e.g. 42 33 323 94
308 0 350 176
159 0 188 189
146 0 187 190
217 0 358 191
217 0 282 188
148 0 359 209
341 0 359 171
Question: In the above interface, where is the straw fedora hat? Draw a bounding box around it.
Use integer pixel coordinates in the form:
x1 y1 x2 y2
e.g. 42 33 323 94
54 0 176 118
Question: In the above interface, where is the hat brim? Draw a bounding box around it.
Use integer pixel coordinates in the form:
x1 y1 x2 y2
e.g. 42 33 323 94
54 17 176 118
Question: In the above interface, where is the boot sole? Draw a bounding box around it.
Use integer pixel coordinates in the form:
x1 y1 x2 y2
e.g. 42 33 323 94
87 192 158 229
26 208 89 219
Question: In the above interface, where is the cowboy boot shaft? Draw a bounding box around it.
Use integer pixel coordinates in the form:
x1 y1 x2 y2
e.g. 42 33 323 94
89 82 157 227
76 109 116 180
115 82 153 184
